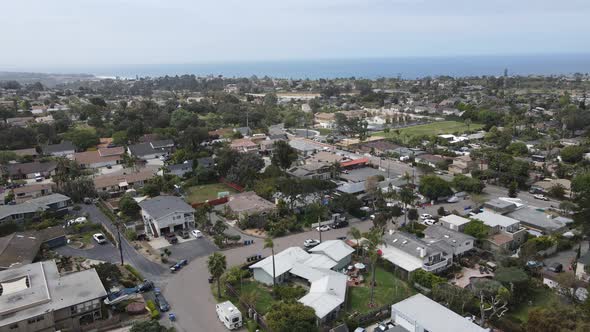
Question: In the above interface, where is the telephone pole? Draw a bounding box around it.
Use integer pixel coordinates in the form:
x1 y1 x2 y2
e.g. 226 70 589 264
116 223 124 265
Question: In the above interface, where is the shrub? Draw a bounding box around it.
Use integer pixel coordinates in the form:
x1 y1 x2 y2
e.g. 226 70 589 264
125 264 143 281
411 269 446 289
125 230 138 241
120 278 136 288
274 285 306 301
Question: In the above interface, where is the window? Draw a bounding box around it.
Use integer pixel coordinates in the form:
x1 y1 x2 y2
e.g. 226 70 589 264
27 316 44 324
9 324 18 330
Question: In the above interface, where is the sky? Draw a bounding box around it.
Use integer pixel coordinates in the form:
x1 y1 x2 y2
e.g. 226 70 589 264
1 0 589 70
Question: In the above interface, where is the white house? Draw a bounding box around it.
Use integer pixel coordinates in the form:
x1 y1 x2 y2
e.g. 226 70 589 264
423 225 475 256
250 247 310 285
391 294 487 332
440 214 471 232
138 196 195 237
308 240 355 270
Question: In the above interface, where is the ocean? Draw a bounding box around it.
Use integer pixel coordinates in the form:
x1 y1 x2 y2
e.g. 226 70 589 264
57 54 590 79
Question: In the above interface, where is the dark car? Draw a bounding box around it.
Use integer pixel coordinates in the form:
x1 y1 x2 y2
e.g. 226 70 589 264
136 279 154 293
548 262 563 273
164 233 178 244
331 220 349 229
154 289 170 312
170 259 188 272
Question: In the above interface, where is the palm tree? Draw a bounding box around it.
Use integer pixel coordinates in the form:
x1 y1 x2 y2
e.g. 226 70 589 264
207 252 227 299
330 161 342 179
399 186 416 227
348 226 362 255
364 228 385 306
264 237 277 291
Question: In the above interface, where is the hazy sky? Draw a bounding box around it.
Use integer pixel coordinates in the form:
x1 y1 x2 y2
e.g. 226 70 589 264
1 0 589 69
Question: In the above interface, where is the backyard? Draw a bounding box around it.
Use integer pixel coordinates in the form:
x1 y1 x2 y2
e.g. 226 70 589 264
347 265 415 314
185 183 238 204
509 286 562 323
372 120 483 139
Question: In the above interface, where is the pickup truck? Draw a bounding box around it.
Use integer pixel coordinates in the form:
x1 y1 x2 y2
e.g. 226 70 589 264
164 233 178 244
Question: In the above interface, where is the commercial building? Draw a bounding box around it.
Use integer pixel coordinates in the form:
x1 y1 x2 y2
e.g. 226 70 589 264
0 261 107 332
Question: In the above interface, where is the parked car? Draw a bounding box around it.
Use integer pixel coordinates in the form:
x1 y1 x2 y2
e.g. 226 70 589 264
170 259 188 272
178 229 189 239
316 225 331 232
423 219 436 226
303 239 320 248
93 233 107 244
154 289 170 312
420 214 432 220
67 216 88 227
534 194 549 201
34 173 43 182
191 229 203 238
164 233 178 244
136 279 154 293
331 220 349 229
548 262 563 273
526 260 544 269
447 196 459 203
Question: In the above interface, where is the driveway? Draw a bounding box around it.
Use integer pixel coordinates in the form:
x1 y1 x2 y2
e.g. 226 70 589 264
55 240 121 263
163 219 373 332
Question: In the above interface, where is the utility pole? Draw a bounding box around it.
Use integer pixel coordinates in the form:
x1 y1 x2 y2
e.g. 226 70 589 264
116 223 124 265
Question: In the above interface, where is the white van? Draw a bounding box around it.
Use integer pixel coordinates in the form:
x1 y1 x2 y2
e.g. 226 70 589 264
216 301 242 330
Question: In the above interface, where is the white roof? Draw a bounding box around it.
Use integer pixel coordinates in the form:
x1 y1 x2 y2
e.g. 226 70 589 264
472 211 519 228
392 294 487 332
250 247 309 276
302 254 338 270
441 214 470 226
298 271 347 319
379 245 423 272
308 240 354 262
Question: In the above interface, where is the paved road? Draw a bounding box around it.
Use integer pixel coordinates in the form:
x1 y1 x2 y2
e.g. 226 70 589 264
163 219 374 332
55 240 121 263
80 204 168 281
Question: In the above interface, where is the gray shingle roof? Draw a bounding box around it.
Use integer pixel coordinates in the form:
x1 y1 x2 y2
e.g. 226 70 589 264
138 196 194 220
42 140 75 154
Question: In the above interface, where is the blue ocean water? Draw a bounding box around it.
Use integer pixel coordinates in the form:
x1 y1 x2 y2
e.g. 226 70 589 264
82 54 590 79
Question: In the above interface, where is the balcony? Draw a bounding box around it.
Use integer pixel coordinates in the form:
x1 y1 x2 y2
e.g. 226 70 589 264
423 258 449 272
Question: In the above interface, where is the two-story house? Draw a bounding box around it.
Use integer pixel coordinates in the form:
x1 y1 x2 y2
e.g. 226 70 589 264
138 196 195 238
471 211 528 252
379 231 453 279
12 183 53 204
423 225 475 256
448 155 477 175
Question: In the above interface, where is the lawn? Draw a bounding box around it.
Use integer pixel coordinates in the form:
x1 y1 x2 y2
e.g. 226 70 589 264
372 121 483 138
186 183 238 204
239 281 275 314
317 128 333 135
347 265 415 314
510 287 561 323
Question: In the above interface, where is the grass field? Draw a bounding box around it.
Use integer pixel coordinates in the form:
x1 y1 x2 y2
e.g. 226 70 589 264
510 287 561 322
186 183 238 204
372 121 483 138
347 266 415 314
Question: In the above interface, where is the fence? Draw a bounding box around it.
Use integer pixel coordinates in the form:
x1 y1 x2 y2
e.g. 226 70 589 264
220 177 245 192
191 196 229 208
355 302 394 327
225 283 271 331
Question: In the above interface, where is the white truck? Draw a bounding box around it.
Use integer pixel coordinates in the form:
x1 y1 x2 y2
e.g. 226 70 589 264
216 301 242 330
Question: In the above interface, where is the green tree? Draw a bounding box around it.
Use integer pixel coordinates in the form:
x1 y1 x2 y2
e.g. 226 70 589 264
419 175 453 201
547 183 566 199
119 194 140 218
207 252 227 299
464 219 490 241
506 142 529 156
560 145 586 163
271 140 298 170
63 128 99 150
363 227 385 305
508 181 519 198
130 320 173 332
141 183 160 197
92 262 122 289
348 226 362 254
266 301 317 332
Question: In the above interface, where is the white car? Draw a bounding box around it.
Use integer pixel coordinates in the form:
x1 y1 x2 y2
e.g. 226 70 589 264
316 225 331 232
533 194 549 201
447 196 459 203
420 214 432 220
67 216 87 227
304 239 320 248
191 229 203 238
423 219 436 226
93 233 107 244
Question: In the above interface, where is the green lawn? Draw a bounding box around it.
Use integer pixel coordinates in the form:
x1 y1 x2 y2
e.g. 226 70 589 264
510 287 561 323
347 266 415 314
372 121 483 138
239 281 275 314
317 128 333 135
186 183 238 204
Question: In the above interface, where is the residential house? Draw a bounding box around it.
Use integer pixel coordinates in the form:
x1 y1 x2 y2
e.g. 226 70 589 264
12 183 53 204
234 127 252 137
166 160 193 177
74 147 124 169
41 141 76 158
575 251 590 282
287 162 333 180
415 154 446 168
127 139 174 160
0 194 72 224
196 157 214 169
423 225 475 256
139 196 195 238
230 138 258 153
250 243 352 322
483 199 517 214
0 228 66 270
379 231 453 279
92 168 157 194
289 139 324 157
10 148 38 159
357 140 399 156
314 112 336 129
226 191 276 221
0 261 107 332
6 117 34 127
391 294 487 332
308 240 355 270
439 214 471 232
4 161 57 180
471 211 527 252
506 207 573 235
449 155 477 175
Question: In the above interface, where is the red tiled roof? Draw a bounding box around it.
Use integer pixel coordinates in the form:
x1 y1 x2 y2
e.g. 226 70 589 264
340 157 369 168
